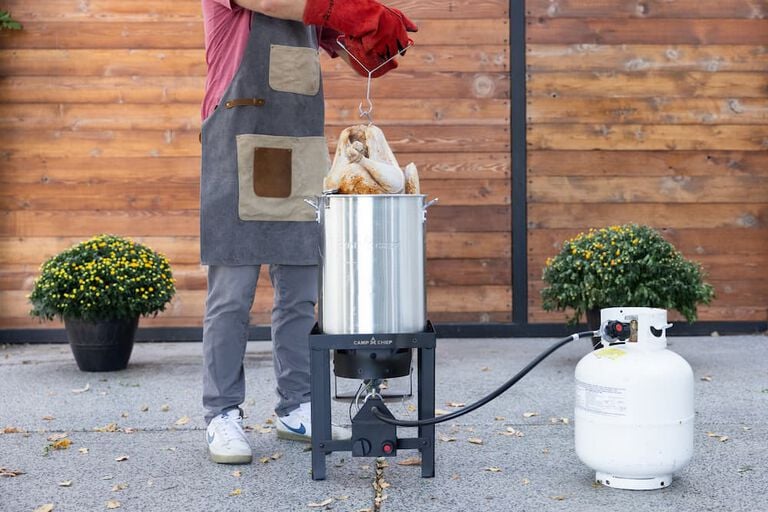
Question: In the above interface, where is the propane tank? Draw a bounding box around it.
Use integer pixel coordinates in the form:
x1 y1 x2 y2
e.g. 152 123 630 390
574 307 694 490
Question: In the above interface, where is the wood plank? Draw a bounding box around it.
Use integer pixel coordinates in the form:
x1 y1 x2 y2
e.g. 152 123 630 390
528 97 768 125
0 19 509 49
526 18 768 45
3 0 508 21
428 285 511 312
527 72 768 98
0 178 508 210
3 256 513 289
427 259 511 286
428 206 510 232
0 228 509 260
528 252 766 281
527 150 768 177
0 153 510 183
0 46 507 75
527 228 768 256
529 279 767 308
527 203 768 229
527 124 768 151
528 176 768 203
527 306 768 324
526 44 768 72
525 0 768 19
0 100 509 131
0 73 510 103
0 125 509 159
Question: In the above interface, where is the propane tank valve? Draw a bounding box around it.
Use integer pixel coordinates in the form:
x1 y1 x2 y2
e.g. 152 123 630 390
602 320 632 342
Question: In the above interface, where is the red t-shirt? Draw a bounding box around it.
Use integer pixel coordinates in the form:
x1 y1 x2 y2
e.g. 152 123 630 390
201 0 251 120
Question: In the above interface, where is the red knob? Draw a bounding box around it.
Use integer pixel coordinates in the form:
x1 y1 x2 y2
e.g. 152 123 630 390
382 441 394 454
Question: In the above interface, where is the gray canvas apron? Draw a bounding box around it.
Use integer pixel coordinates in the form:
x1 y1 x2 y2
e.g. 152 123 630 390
200 13 328 265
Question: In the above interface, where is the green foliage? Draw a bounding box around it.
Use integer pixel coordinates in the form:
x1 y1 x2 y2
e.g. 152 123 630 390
0 10 22 30
29 234 176 322
541 224 714 324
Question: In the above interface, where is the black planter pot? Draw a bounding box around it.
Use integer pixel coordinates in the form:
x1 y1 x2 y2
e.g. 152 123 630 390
64 317 138 372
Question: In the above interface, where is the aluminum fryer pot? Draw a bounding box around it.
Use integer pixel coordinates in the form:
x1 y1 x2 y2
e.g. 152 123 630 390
306 194 436 337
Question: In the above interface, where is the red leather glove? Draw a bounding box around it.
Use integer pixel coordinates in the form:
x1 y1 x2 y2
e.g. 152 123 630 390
342 35 399 78
304 0 417 66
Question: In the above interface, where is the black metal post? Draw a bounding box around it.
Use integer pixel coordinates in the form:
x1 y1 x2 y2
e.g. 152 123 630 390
310 346 331 480
417 345 436 478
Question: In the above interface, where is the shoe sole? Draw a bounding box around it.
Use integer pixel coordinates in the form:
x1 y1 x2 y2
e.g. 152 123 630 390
276 429 311 443
209 451 253 464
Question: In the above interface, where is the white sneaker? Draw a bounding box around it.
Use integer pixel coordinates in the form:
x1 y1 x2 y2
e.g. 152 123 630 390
206 408 252 464
276 402 351 443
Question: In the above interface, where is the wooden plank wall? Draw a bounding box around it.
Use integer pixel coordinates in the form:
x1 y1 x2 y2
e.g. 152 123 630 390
526 0 768 323
0 0 512 329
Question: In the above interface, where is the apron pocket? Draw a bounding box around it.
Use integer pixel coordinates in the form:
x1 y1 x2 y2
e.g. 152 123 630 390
236 134 328 222
269 44 320 96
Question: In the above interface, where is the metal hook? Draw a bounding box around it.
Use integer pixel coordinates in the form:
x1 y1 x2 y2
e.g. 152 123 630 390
336 36 414 125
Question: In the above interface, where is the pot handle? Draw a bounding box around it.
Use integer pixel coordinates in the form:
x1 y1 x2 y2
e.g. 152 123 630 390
303 198 320 222
422 197 439 221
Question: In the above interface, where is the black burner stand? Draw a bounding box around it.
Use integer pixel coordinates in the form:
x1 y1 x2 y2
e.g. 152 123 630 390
309 322 436 480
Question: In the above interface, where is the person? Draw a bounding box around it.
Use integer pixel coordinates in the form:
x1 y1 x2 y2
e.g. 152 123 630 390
199 0 417 464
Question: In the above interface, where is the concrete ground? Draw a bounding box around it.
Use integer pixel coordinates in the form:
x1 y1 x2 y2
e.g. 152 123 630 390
1 333 766 512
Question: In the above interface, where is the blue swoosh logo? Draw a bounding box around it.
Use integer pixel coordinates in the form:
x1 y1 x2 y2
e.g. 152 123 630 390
207 432 215 444
279 420 306 435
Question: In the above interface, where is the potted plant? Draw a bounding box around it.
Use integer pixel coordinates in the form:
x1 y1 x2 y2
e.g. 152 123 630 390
29 234 176 371
0 10 23 30
541 224 715 329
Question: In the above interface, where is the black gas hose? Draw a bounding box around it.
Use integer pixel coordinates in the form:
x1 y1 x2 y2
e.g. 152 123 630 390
371 330 597 427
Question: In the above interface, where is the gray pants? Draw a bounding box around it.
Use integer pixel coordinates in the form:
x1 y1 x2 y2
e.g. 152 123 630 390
202 264 318 424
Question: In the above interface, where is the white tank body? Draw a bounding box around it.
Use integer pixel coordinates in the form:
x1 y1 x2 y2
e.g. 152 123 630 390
574 307 694 490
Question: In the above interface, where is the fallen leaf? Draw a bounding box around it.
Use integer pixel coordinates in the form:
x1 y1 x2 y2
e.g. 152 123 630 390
47 433 69 442
51 439 72 450
140 405 149 412
160 404 170 412
308 498 334 508
71 383 91 394
446 401 466 408
738 465 753 474
106 500 121 509
542 448 550 454
122 428 137 434
1 426 24 434
719 436 729 442
112 483 128 492
79 448 89 454
229 488 242 497
357 509 373 512
114 455 129 462
264 418 274 425
706 432 729 442
175 416 190 426
521 478 530 485
337 495 349 500
259 456 270 464
397 457 421 466
500 427 524 437
58 480 72 487
94 423 119 433
231 470 242 478
33 505 54 512
483 466 503 472
406 404 417 413
0 467 25 477
700 375 713 382
438 435 457 442
480 366 491 372
493 416 505 421
254 425 273 434
120 412 129 419
451 474 461 480
551 495 566 501
550 417 569 425
434 409 449 416
42 415 55 421
270 452 283 461
523 412 538 418
743 426 752 431
468 437 484 445
101 475 114 480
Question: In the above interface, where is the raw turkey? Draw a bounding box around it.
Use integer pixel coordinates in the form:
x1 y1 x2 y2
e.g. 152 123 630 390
324 124 420 195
